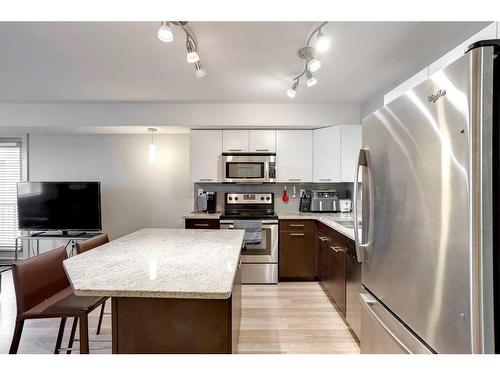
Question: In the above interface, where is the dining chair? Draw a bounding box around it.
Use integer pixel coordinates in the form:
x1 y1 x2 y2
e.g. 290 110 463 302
65 233 110 353
9 246 107 354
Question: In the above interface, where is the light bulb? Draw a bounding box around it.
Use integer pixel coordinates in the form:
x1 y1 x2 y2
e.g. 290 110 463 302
316 31 331 52
308 58 321 72
158 22 173 43
306 71 317 87
186 40 199 63
194 61 207 78
148 144 157 163
187 51 200 63
287 81 299 98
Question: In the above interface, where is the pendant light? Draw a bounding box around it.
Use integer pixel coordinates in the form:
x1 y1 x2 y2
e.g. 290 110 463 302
148 128 158 164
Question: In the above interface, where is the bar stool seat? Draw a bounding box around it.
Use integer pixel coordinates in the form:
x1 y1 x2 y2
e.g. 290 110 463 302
23 287 106 319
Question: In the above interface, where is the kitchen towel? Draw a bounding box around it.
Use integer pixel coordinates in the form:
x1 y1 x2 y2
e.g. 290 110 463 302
233 220 262 245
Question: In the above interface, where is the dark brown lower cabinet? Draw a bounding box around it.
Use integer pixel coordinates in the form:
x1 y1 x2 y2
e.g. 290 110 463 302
318 224 347 317
279 220 317 280
185 219 220 229
279 230 315 280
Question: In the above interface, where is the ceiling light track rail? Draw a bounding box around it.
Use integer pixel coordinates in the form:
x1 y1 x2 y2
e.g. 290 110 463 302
287 22 331 98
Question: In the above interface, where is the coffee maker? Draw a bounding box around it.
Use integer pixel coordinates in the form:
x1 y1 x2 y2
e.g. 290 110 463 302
206 191 217 213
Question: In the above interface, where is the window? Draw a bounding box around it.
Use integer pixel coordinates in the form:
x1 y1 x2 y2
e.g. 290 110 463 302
0 138 22 252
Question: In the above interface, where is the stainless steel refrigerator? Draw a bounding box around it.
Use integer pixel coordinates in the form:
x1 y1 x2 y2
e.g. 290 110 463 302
353 40 499 354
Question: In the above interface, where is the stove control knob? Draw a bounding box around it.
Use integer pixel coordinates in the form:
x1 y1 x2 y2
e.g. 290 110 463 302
261 197 265 201
266 197 270 201
234 197 239 201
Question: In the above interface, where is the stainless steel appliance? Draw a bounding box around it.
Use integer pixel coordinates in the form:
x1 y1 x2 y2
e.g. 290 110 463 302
339 199 352 213
309 190 339 212
354 40 499 353
206 191 217 213
222 153 276 183
345 237 361 339
220 193 278 284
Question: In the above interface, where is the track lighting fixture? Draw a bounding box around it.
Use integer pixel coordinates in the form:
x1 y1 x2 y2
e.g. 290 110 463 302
157 21 206 78
286 22 329 98
158 22 173 43
287 80 299 98
306 70 317 87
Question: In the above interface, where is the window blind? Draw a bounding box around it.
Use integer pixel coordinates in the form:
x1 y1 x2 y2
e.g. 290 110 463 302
0 138 22 251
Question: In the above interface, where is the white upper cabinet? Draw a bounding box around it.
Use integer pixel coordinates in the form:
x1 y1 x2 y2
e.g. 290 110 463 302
313 126 341 183
249 130 276 153
340 125 362 182
190 130 223 182
276 130 312 182
222 130 249 152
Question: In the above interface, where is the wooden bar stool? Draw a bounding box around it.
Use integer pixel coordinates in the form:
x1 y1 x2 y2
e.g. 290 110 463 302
9 246 108 354
65 233 110 353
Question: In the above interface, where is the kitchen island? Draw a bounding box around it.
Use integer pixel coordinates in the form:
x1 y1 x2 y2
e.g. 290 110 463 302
63 228 244 354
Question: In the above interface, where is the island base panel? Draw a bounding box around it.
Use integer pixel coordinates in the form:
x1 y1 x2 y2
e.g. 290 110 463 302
111 294 240 354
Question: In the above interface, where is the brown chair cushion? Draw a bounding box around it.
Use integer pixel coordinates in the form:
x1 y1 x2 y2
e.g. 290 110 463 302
12 246 70 315
75 233 109 255
23 286 107 319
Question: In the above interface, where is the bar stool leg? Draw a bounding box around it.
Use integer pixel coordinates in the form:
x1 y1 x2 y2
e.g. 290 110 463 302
79 315 89 354
54 317 67 354
96 301 106 335
67 317 78 354
9 318 25 354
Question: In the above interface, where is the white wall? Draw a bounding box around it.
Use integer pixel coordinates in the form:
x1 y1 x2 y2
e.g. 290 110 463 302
28 133 193 241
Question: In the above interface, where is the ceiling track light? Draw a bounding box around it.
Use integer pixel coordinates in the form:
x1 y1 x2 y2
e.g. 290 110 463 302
286 22 330 98
157 21 206 78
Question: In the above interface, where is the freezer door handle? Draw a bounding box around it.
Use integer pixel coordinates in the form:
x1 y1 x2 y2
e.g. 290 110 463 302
353 149 369 262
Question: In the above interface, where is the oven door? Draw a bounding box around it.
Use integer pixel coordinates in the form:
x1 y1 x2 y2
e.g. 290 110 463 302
222 154 275 183
220 221 278 263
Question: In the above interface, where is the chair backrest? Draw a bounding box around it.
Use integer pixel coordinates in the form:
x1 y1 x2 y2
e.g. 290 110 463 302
11 246 69 316
75 233 109 255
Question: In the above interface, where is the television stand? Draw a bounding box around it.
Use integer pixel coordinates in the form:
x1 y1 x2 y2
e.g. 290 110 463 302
31 231 88 238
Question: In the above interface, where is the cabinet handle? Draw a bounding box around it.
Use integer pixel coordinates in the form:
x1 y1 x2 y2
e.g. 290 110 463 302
290 233 305 237
255 149 269 152
319 236 329 242
194 223 210 227
330 246 345 253
228 149 242 152
199 178 213 182
290 224 304 228
288 178 301 182
319 179 332 181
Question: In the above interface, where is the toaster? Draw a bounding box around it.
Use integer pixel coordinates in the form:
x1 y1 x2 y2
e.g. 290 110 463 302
309 190 340 213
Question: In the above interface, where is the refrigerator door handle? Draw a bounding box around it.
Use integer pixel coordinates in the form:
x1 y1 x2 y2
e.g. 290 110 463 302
353 148 368 262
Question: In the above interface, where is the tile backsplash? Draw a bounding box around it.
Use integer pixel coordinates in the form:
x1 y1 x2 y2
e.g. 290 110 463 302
194 182 356 213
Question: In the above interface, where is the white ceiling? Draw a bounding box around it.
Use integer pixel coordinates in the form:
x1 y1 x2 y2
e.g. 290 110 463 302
0 21 489 104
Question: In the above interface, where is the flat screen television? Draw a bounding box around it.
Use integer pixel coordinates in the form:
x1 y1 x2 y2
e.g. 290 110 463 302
17 181 102 232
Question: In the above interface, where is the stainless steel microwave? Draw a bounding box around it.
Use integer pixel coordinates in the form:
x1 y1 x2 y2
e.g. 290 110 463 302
222 153 276 183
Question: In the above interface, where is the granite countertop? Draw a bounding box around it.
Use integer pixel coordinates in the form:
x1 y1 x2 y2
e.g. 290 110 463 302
277 212 361 241
183 211 223 219
63 228 244 299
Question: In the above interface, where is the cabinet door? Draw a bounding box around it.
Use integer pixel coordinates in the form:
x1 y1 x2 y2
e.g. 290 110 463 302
340 125 362 182
223 130 249 153
319 236 331 290
331 247 347 316
276 130 312 182
190 130 222 182
313 126 341 182
249 130 276 153
279 231 315 280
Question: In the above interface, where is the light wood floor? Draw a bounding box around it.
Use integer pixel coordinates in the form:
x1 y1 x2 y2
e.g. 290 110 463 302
0 271 359 354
